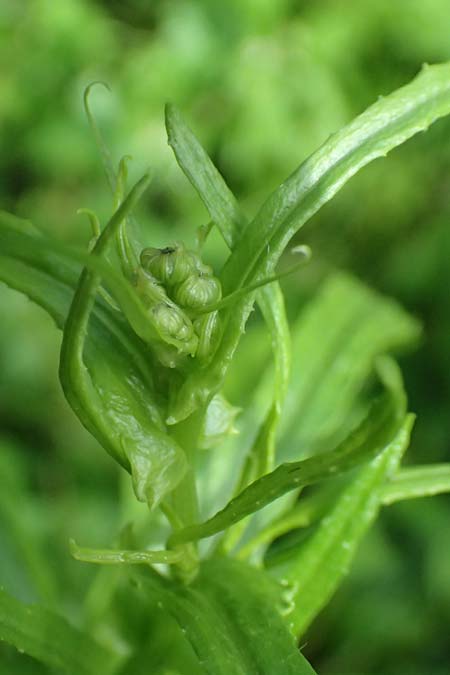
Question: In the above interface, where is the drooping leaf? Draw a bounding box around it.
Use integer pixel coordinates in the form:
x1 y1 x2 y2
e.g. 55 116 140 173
0 587 120 675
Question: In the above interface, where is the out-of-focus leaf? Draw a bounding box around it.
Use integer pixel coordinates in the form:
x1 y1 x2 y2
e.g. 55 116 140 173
279 272 421 459
268 414 415 638
0 441 56 606
381 464 450 504
136 557 317 675
0 587 120 675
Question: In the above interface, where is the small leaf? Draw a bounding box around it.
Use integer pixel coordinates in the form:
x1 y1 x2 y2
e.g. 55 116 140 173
0 587 120 675
199 393 240 450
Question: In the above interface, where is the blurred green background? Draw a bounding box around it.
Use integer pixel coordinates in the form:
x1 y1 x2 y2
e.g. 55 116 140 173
0 1 449 673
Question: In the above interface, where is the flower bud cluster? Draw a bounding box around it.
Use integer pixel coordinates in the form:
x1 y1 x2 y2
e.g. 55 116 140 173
137 242 222 365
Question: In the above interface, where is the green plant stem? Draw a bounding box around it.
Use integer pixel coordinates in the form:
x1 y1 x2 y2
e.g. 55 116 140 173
166 410 205 582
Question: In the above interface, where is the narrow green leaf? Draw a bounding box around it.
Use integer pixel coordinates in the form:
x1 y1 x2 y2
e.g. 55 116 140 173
381 464 450 505
166 103 290 472
170 378 404 547
172 63 450 422
0 442 57 606
165 102 243 249
222 62 450 293
0 587 120 675
269 414 415 637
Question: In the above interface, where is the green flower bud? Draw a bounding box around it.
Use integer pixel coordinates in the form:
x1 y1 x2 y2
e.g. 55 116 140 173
133 267 168 307
140 243 199 287
152 302 196 345
174 273 222 310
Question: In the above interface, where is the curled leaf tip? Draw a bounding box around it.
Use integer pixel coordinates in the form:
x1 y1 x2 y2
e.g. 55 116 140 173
83 80 111 103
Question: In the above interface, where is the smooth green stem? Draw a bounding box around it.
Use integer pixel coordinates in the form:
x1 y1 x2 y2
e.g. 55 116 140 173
166 410 205 582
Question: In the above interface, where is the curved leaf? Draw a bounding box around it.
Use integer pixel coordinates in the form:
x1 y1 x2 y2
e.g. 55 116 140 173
170 369 406 547
381 464 450 504
170 62 450 422
0 213 187 508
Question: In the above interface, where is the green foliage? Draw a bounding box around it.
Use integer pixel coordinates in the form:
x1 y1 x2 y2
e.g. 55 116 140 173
1 17 450 673
0 587 119 675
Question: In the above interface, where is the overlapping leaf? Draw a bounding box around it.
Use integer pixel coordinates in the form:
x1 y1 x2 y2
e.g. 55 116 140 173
0 211 187 508
170 357 407 547
169 62 450 424
166 104 290 475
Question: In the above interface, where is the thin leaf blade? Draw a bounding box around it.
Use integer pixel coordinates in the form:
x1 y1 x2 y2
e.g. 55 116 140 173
170 373 405 547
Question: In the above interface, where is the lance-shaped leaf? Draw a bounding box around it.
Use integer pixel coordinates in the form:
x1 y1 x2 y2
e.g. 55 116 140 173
169 62 450 424
0 203 187 509
133 558 317 675
166 104 290 474
169 358 406 547
268 414 415 637
0 587 120 675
